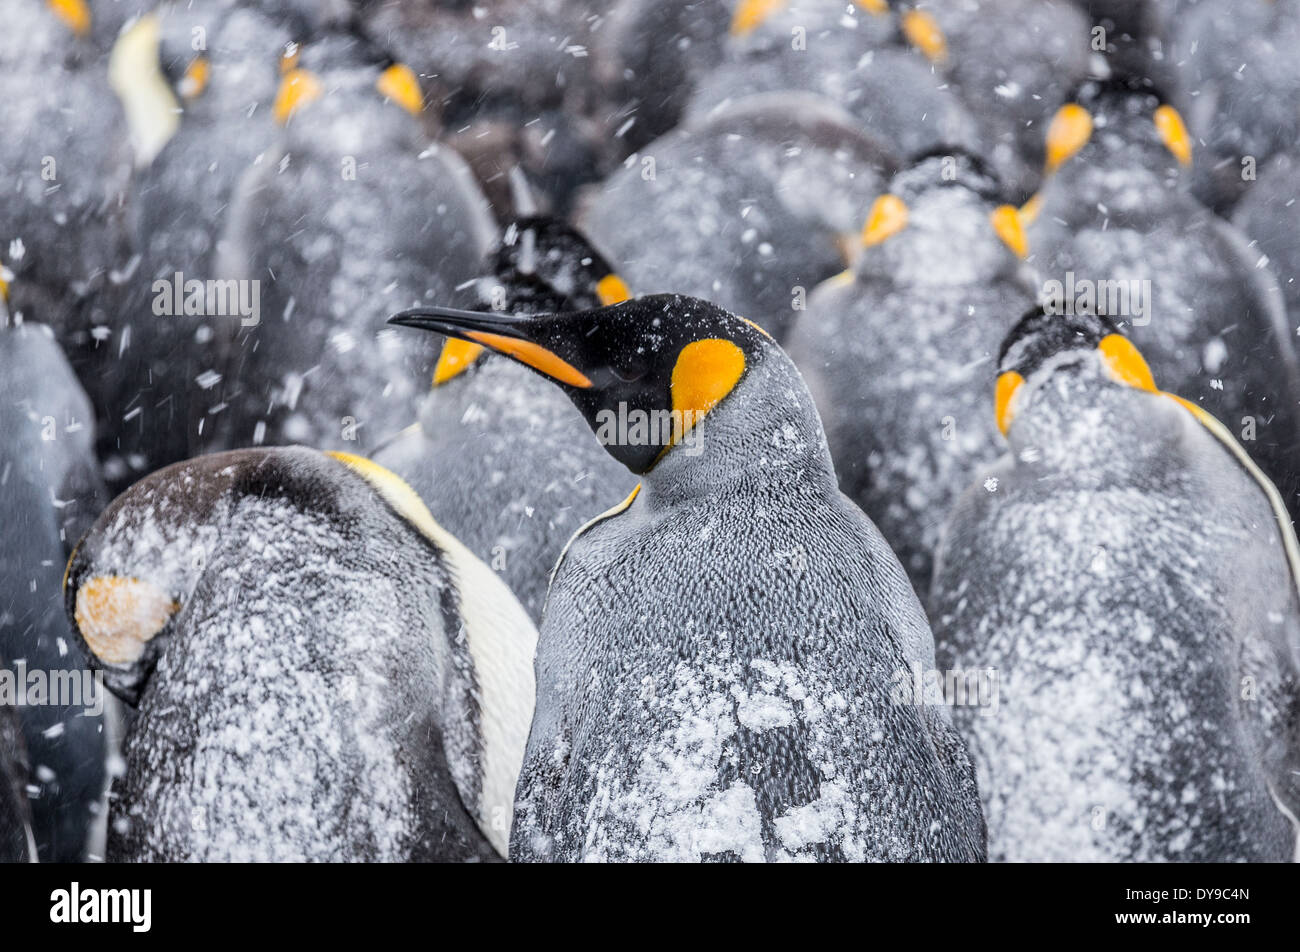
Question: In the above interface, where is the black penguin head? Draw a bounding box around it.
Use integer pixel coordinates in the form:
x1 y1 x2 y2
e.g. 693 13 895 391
392 294 774 474
432 218 631 386
857 147 1028 273
995 306 1159 436
1043 75 1192 175
490 217 628 314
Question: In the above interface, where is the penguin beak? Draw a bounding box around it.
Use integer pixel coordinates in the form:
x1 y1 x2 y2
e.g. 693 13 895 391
389 306 594 389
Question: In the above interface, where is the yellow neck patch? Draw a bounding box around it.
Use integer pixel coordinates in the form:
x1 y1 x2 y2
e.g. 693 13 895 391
855 0 888 15
731 0 786 35
669 338 746 443
1154 104 1193 166
465 331 592 389
75 575 178 666
995 371 1023 436
1045 103 1093 174
376 63 424 116
596 274 631 306
327 451 444 546
902 9 948 64
861 194 909 247
273 67 322 125
47 0 89 36
433 339 487 386
990 205 1028 258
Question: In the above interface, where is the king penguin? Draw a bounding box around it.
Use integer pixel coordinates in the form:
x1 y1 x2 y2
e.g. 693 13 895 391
786 149 1039 593
931 307 1300 862
373 212 636 624
357 0 612 212
64 446 538 861
0 0 131 335
390 293 987 863
1168 0 1300 213
1233 152 1300 326
576 93 898 341
85 2 295 487
909 0 1093 200
213 33 497 456
687 0 986 164
0 313 110 862
1026 76 1300 518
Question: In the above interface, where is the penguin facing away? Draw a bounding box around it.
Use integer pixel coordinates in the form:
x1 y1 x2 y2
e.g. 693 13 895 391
577 92 898 341
0 318 109 862
213 34 496 455
931 308 1300 862
373 215 636 624
0 0 130 335
787 149 1038 593
88 4 294 487
391 293 987 862
64 446 538 861
1025 77 1300 518
688 0 986 164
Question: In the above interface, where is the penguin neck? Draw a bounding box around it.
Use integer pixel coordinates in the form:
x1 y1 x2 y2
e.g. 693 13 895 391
639 354 838 508
1009 369 1182 481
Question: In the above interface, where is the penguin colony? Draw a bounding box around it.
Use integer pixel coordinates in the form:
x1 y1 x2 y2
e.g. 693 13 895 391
1 0 1298 864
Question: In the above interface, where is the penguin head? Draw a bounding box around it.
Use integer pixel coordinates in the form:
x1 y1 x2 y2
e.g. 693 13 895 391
856 148 1029 284
489 218 628 313
728 0 895 49
60 456 245 704
393 293 778 474
994 306 1160 438
432 218 631 386
272 34 428 129
1042 76 1192 180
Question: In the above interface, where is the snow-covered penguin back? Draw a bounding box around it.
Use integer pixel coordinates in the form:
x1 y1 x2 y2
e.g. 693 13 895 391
65 447 538 861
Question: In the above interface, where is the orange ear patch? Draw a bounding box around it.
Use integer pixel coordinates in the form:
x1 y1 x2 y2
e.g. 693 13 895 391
1154 104 1193 166
670 339 746 437
596 274 631 306
731 0 786 35
464 331 592 388
861 195 909 247
902 9 948 64
377 63 424 115
48 0 90 36
990 205 1028 259
995 371 1024 436
1045 103 1093 173
273 68 322 125
1099 334 1156 391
